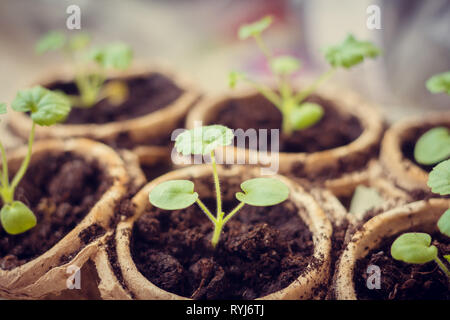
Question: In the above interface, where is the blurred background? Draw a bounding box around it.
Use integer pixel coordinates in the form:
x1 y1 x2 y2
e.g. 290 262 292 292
0 0 449 148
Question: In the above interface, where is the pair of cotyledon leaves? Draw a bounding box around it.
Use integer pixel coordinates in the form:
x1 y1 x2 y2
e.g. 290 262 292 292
150 125 289 210
36 31 132 70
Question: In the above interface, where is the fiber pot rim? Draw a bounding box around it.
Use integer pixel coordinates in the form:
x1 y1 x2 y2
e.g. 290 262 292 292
115 164 333 300
185 82 384 177
0 138 129 298
8 63 200 144
334 198 450 300
380 112 450 192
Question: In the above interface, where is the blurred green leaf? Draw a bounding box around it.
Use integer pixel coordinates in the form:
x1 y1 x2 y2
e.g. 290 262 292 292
270 55 301 75
90 42 133 69
238 15 272 39
36 31 66 54
324 34 380 69
289 102 324 130
414 127 450 165
437 209 450 237
426 71 450 95
69 33 91 51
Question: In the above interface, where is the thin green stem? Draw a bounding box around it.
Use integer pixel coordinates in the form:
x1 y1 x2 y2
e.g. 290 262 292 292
196 198 216 224
210 150 222 218
11 122 35 191
223 202 245 225
293 68 336 104
434 257 450 281
253 34 273 60
241 77 282 109
0 140 9 188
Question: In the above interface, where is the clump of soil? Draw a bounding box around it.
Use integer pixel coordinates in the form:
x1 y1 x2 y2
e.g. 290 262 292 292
354 232 450 300
214 93 363 153
130 177 316 300
46 72 183 125
0 153 111 270
401 123 450 173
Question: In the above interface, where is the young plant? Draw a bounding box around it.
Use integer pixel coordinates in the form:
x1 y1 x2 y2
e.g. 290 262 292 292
229 16 380 135
149 125 289 248
390 159 450 280
414 71 450 165
36 31 132 108
0 86 71 235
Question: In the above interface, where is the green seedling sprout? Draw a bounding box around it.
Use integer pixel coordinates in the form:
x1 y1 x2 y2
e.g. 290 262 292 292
0 86 71 235
391 159 450 281
229 16 380 135
36 31 132 108
414 71 450 165
149 125 289 248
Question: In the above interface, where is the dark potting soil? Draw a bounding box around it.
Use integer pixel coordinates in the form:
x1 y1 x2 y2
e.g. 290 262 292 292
354 232 450 300
0 153 111 270
46 72 183 125
214 93 363 153
141 161 173 182
401 123 450 173
130 176 317 300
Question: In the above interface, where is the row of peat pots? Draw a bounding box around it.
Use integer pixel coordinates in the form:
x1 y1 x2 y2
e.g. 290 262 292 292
1 65 449 300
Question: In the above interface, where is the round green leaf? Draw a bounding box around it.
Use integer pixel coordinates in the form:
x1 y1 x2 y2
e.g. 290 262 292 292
35 31 66 54
236 178 289 206
324 34 380 69
437 209 450 237
270 55 301 75
175 125 234 156
90 43 133 70
391 233 438 264
238 15 272 39
428 159 450 195
426 71 450 95
1 201 37 235
11 86 71 126
149 180 198 210
414 127 450 165
289 102 324 130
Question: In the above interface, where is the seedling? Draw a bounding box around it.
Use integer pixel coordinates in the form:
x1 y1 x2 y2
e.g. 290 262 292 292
229 16 380 135
0 86 71 234
36 31 132 108
414 71 450 165
149 125 289 248
391 159 450 280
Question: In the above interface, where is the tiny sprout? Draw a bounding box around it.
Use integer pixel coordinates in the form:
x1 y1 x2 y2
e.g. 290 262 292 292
391 233 450 281
0 87 70 235
149 125 289 248
229 16 380 136
36 31 132 108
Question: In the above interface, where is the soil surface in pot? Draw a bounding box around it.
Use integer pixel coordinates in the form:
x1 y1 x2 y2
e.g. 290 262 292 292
130 176 317 300
46 72 183 124
213 93 363 153
401 123 450 173
141 161 173 182
354 232 450 300
0 152 111 270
